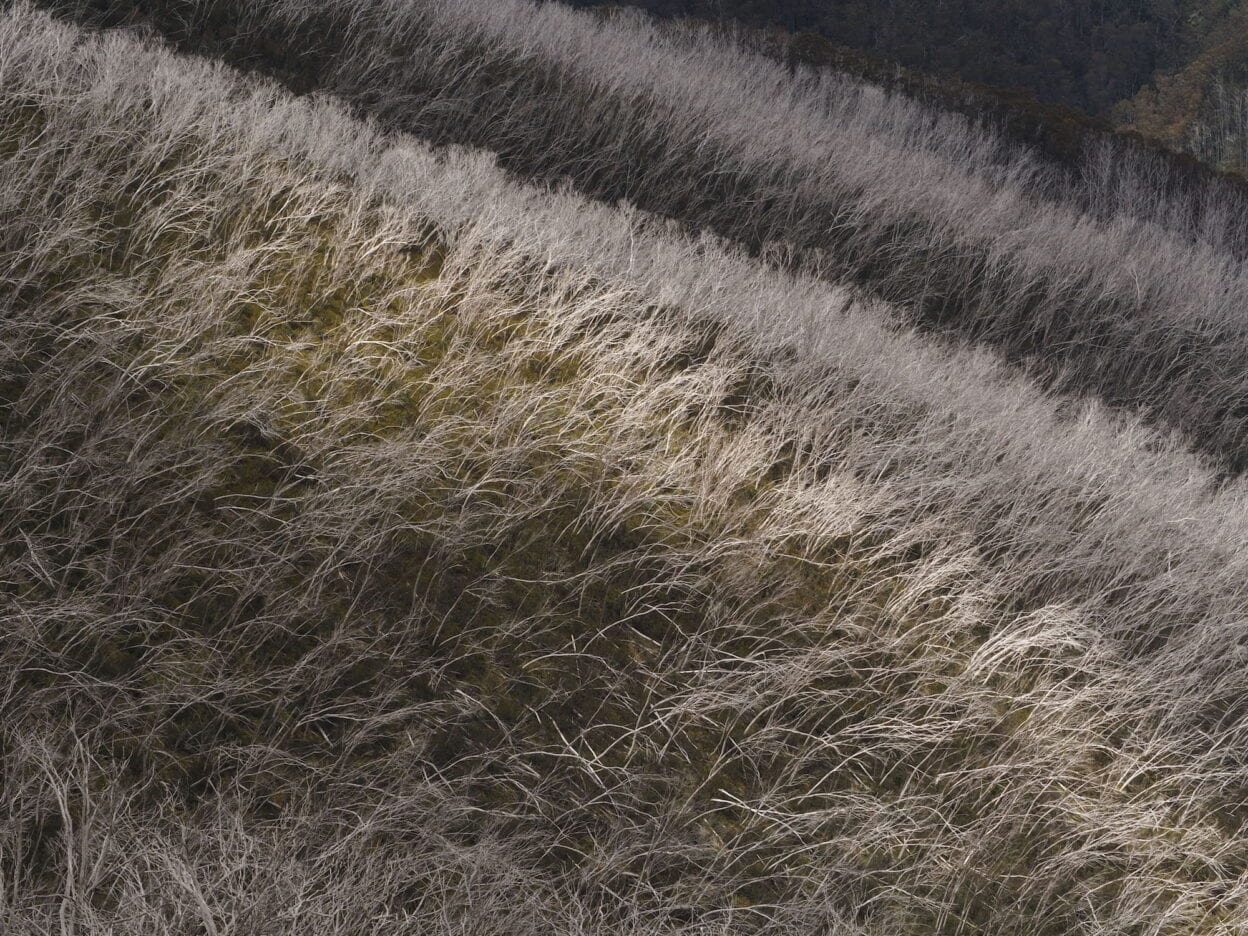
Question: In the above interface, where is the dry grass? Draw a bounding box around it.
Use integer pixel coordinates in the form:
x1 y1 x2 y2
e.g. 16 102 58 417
4 5 1248 934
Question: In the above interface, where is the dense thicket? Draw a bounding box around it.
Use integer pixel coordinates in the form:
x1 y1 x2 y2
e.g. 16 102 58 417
44 0 1248 474
10 4 1248 934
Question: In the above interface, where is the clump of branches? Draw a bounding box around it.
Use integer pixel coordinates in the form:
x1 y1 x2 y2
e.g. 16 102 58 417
42 0 1248 472
6 5 1248 934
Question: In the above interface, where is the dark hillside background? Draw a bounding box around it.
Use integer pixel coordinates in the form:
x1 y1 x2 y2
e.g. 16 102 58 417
569 0 1248 168
567 0 1227 114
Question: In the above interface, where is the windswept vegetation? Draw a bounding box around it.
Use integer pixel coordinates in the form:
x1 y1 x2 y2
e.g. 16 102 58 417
46 0 1248 474
7 3 1248 934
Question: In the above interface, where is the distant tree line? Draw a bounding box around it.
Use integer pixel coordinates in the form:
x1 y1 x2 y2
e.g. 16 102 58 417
716 19 1248 203
569 0 1209 115
1111 3 1248 166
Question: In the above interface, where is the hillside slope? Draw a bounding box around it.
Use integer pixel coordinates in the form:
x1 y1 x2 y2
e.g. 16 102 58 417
7 4 1248 935
48 0 1248 474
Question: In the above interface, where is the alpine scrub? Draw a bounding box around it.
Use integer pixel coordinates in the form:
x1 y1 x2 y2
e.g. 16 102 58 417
5 5 1248 935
